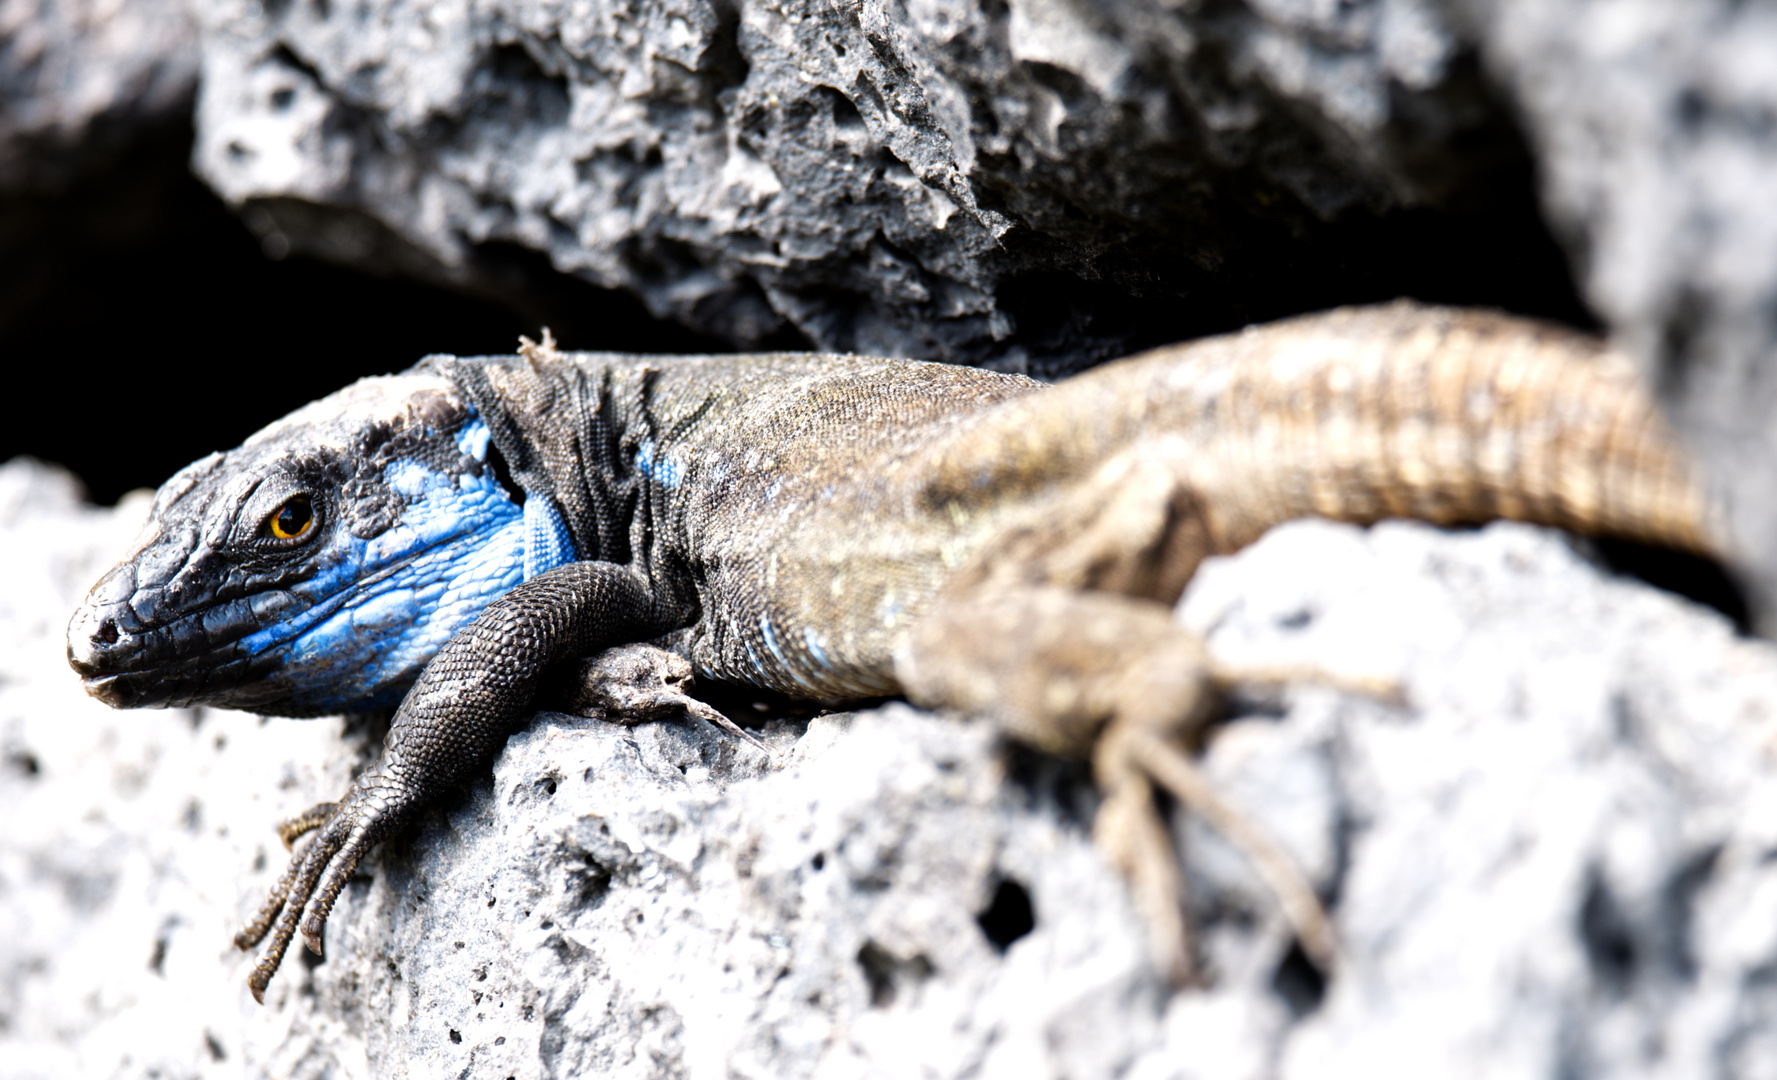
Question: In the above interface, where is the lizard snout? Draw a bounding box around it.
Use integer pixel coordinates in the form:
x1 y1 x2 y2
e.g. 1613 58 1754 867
67 598 137 705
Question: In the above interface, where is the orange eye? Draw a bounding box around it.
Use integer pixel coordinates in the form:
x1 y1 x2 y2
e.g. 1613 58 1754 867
269 494 314 540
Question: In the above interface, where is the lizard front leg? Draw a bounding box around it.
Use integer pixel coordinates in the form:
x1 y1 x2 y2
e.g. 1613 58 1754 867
234 560 676 1003
896 584 1339 986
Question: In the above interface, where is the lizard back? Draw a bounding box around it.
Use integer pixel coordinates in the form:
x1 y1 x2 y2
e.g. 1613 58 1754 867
735 304 1722 697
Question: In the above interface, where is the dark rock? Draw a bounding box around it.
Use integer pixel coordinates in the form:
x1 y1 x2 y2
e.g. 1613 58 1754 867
0 0 199 193
187 0 1566 371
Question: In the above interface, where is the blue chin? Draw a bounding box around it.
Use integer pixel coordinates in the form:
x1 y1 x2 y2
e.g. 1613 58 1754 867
238 418 580 713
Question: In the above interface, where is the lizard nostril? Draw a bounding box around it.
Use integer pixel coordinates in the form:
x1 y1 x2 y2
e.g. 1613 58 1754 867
96 619 119 646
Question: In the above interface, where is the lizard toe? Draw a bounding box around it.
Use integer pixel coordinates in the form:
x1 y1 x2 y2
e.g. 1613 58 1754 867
299 820 378 956
244 820 341 1002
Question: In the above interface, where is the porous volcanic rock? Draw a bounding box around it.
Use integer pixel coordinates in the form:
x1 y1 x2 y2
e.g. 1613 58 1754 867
6 455 1776 1079
186 0 1536 369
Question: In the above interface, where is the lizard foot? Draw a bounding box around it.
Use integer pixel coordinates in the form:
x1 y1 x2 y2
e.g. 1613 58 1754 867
563 643 772 755
1103 721 1342 978
235 561 681 1003
236 781 407 1003
899 584 1340 985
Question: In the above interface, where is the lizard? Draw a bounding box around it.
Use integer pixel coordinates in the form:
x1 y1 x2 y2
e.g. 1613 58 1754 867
64 301 1723 1002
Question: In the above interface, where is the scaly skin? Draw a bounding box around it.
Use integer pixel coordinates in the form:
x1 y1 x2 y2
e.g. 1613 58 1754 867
66 302 1721 1000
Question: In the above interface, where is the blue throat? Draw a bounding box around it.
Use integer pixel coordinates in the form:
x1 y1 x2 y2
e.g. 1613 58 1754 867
239 417 578 712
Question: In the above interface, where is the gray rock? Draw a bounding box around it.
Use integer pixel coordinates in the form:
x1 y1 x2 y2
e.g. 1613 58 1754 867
1442 0 1777 629
0 0 200 192
1181 519 1777 1077
8 456 1777 1079
186 0 1523 367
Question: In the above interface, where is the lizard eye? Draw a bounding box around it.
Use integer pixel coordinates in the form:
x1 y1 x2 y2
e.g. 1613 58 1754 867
267 494 315 540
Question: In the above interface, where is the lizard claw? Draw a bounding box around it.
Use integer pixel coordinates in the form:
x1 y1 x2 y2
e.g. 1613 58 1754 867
238 787 400 1003
276 801 339 850
1093 718 1342 985
1126 728 1342 974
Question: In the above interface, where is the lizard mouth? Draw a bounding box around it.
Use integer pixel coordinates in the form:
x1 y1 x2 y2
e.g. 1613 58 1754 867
75 670 187 710
67 599 283 712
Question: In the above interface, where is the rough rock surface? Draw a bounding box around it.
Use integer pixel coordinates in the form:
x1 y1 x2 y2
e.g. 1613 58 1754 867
187 0 1535 368
0 0 199 192
7 455 1777 1079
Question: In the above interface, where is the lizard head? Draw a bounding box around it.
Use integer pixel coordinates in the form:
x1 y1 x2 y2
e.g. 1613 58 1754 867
66 369 536 716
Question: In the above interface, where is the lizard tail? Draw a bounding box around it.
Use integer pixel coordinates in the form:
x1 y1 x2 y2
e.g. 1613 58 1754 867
919 302 1722 562
1166 303 1720 557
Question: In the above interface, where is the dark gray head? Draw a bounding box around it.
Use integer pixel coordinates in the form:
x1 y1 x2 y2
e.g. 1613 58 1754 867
67 370 535 715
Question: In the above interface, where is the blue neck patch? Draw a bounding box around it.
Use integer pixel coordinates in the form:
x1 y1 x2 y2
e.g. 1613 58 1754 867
237 415 575 712
523 496 577 579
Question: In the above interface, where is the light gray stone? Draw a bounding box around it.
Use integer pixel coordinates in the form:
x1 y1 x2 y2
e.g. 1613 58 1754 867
8 458 1777 1078
1181 520 1777 1077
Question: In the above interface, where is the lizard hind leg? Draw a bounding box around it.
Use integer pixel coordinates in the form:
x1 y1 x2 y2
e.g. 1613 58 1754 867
897 585 1337 985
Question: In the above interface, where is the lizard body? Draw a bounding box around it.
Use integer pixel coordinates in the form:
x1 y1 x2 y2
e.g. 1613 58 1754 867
66 302 1720 999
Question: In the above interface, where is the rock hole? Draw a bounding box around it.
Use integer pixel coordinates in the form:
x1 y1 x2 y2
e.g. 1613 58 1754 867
829 89 865 132
269 44 325 89
148 924 172 976
857 942 895 1006
270 87 296 111
856 941 932 1008
1276 607 1315 630
468 43 570 128
1270 938 1327 1018
1022 60 1096 111
7 749 39 777
569 858 612 908
810 851 825 871
449 1029 462 1044
1580 868 1637 995
204 1029 227 1061
701 0 750 96
975 877 1035 952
